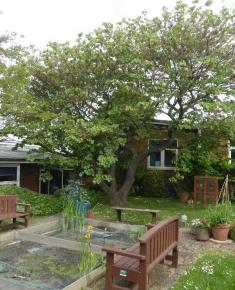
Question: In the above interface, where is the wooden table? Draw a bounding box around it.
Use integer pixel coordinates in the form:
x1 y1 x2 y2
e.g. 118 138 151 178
112 207 160 224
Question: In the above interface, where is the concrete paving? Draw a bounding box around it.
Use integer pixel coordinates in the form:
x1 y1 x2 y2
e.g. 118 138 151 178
0 278 40 290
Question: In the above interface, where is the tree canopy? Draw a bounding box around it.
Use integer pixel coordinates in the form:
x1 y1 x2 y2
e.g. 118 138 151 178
1 1 234 205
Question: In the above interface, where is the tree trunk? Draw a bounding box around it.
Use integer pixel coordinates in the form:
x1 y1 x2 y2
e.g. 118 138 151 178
99 139 176 206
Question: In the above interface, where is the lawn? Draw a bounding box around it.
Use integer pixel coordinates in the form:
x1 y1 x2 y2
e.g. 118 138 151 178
92 193 235 226
172 252 235 290
91 194 218 226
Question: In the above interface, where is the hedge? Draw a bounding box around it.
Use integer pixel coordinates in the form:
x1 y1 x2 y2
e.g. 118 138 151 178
0 185 63 216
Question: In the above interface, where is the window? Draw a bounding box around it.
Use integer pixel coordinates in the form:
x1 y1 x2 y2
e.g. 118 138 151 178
40 169 74 195
148 139 178 169
229 140 235 164
0 165 20 185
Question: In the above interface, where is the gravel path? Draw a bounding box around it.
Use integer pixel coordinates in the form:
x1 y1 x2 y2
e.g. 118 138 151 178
88 228 235 290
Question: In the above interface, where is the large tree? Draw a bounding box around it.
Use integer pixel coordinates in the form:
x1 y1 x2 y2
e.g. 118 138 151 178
1 1 234 205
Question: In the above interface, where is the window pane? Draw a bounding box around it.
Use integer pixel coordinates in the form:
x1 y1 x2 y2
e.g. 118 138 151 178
164 150 176 167
0 167 17 181
150 152 161 167
231 149 235 163
230 140 235 147
149 140 160 150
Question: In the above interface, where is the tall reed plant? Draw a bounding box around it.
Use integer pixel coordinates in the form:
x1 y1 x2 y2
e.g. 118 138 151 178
78 225 104 275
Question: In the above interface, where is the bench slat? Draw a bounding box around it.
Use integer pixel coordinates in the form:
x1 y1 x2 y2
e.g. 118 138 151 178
112 207 160 213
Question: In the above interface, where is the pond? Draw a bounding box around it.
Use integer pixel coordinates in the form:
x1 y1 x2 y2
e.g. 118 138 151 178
48 225 144 249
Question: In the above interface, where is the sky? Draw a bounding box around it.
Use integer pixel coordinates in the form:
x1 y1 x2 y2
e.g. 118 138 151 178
0 0 234 50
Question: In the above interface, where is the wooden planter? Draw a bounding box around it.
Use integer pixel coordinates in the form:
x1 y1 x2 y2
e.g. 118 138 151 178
211 224 230 241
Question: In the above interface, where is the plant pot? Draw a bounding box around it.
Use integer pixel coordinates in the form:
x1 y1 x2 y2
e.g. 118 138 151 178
180 194 189 203
87 210 94 219
76 201 90 215
211 224 230 241
195 228 210 241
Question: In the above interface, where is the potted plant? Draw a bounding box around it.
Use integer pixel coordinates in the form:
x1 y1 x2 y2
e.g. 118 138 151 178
191 218 210 241
86 209 94 219
179 192 189 203
207 203 233 241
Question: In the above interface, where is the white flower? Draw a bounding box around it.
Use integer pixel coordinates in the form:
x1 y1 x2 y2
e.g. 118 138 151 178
181 214 188 223
201 261 214 275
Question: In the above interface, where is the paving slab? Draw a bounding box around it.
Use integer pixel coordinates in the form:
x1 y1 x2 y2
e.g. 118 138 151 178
0 277 40 290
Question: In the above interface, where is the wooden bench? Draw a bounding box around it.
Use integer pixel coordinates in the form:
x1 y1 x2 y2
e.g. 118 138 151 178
0 195 30 230
103 216 179 290
112 207 160 224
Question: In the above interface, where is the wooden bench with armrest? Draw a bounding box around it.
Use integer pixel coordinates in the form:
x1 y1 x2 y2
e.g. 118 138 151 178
0 195 30 230
103 216 179 290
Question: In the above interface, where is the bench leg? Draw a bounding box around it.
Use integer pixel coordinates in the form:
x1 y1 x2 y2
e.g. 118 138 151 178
23 216 28 227
172 246 178 268
151 212 157 224
139 275 148 290
117 209 122 222
105 252 114 290
12 218 17 229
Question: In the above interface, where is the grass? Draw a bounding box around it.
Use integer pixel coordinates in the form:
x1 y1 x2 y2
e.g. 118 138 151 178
172 252 235 290
92 193 235 226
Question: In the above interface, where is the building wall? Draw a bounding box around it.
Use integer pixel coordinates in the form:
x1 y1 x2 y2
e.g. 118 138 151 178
20 163 40 192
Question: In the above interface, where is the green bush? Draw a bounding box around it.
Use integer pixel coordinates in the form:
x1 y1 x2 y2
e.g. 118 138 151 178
230 229 235 241
0 185 63 216
135 169 175 197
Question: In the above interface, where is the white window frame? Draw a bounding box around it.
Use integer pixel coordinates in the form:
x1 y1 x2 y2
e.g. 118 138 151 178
228 140 235 164
147 139 178 170
0 163 20 186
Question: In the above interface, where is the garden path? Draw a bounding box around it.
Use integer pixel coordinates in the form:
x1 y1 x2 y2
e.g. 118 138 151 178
88 228 235 290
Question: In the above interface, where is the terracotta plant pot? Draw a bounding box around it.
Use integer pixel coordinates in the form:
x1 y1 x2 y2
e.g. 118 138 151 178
195 228 210 241
180 194 189 203
211 224 230 241
86 210 94 219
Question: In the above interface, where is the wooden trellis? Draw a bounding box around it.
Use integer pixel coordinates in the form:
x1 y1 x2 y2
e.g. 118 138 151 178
193 176 218 204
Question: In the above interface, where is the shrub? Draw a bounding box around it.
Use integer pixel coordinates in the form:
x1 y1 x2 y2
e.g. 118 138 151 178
54 184 103 208
0 185 63 216
230 229 235 241
135 168 176 197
